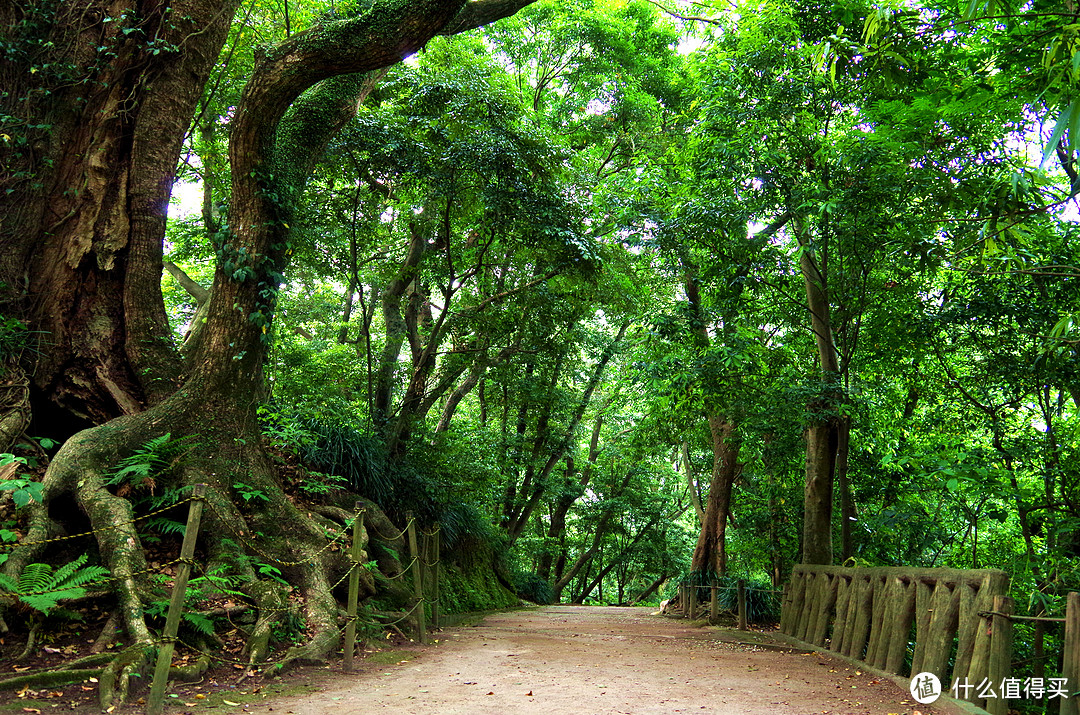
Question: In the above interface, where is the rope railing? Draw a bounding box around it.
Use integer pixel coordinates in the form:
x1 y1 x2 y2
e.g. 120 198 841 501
672 578 778 629
0 494 198 550
1 486 445 715
203 499 363 568
366 516 416 542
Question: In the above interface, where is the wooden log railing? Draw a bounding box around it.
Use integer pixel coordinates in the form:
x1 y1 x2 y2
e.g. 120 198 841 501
781 565 1012 714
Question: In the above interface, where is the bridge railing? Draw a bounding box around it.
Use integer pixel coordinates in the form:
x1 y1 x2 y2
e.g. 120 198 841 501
780 564 1012 714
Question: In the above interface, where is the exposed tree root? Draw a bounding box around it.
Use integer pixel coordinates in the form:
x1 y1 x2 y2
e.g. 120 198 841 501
0 652 210 695
0 364 30 454
14 620 38 661
98 641 152 710
91 609 122 653
2 397 422 706
171 654 212 682
0 666 108 691
242 580 290 665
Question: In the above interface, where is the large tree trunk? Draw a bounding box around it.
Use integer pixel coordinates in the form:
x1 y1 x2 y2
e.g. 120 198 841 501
795 215 840 566
801 417 838 566
1 0 239 429
689 417 740 577
679 253 742 579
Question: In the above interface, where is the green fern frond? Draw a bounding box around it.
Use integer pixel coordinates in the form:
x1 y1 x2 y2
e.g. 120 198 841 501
50 554 110 590
16 562 53 593
0 554 112 615
146 487 189 511
108 433 201 488
182 612 216 636
146 517 186 535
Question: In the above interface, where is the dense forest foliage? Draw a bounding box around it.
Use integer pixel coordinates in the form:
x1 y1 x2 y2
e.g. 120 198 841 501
1 0 1079 706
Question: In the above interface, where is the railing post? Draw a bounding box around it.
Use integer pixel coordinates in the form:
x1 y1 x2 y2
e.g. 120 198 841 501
343 504 365 671
986 595 1013 715
1062 592 1080 715
406 513 426 643
431 526 441 631
688 582 697 620
737 579 747 630
147 484 206 715
710 585 718 622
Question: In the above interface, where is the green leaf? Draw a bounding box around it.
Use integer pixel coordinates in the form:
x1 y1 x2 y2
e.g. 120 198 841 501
1041 99 1075 169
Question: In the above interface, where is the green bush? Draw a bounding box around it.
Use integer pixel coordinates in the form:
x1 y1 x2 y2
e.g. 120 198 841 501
715 577 780 623
437 502 494 552
511 570 554 605
298 419 393 503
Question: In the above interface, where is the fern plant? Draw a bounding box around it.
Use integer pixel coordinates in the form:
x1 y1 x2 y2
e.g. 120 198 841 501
0 553 111 615
145 564 247 638
107 433 198 495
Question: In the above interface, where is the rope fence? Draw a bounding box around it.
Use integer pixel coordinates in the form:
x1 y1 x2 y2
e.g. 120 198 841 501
0 494 198 551
671 579 782 630
203 499 363 568
0 487 443 715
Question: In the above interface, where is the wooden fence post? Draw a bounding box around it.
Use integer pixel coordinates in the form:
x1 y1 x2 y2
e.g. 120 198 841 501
406 514 426 643
710 585 718 622
921 581 962 680
737 579 747 630
431 526 441 631
688 582 697 620
147 484 206 715
782 572 806 635
343 505 365 671
1062 592 1080 715
986 595 1013 715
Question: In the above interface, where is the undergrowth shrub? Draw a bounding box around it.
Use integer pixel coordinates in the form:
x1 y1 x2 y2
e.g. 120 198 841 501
298 419 392 502
715 577 780 623
511 570 554 605
437 502 493 552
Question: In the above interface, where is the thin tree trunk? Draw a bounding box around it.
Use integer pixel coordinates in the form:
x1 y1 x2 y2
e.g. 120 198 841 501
795 214 840 566
538 408 606 581
837 416 853 563
505 322 628 544
630 573 667 605
682 441 705 524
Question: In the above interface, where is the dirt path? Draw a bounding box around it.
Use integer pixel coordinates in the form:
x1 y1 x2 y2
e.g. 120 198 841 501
242 606 935 715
